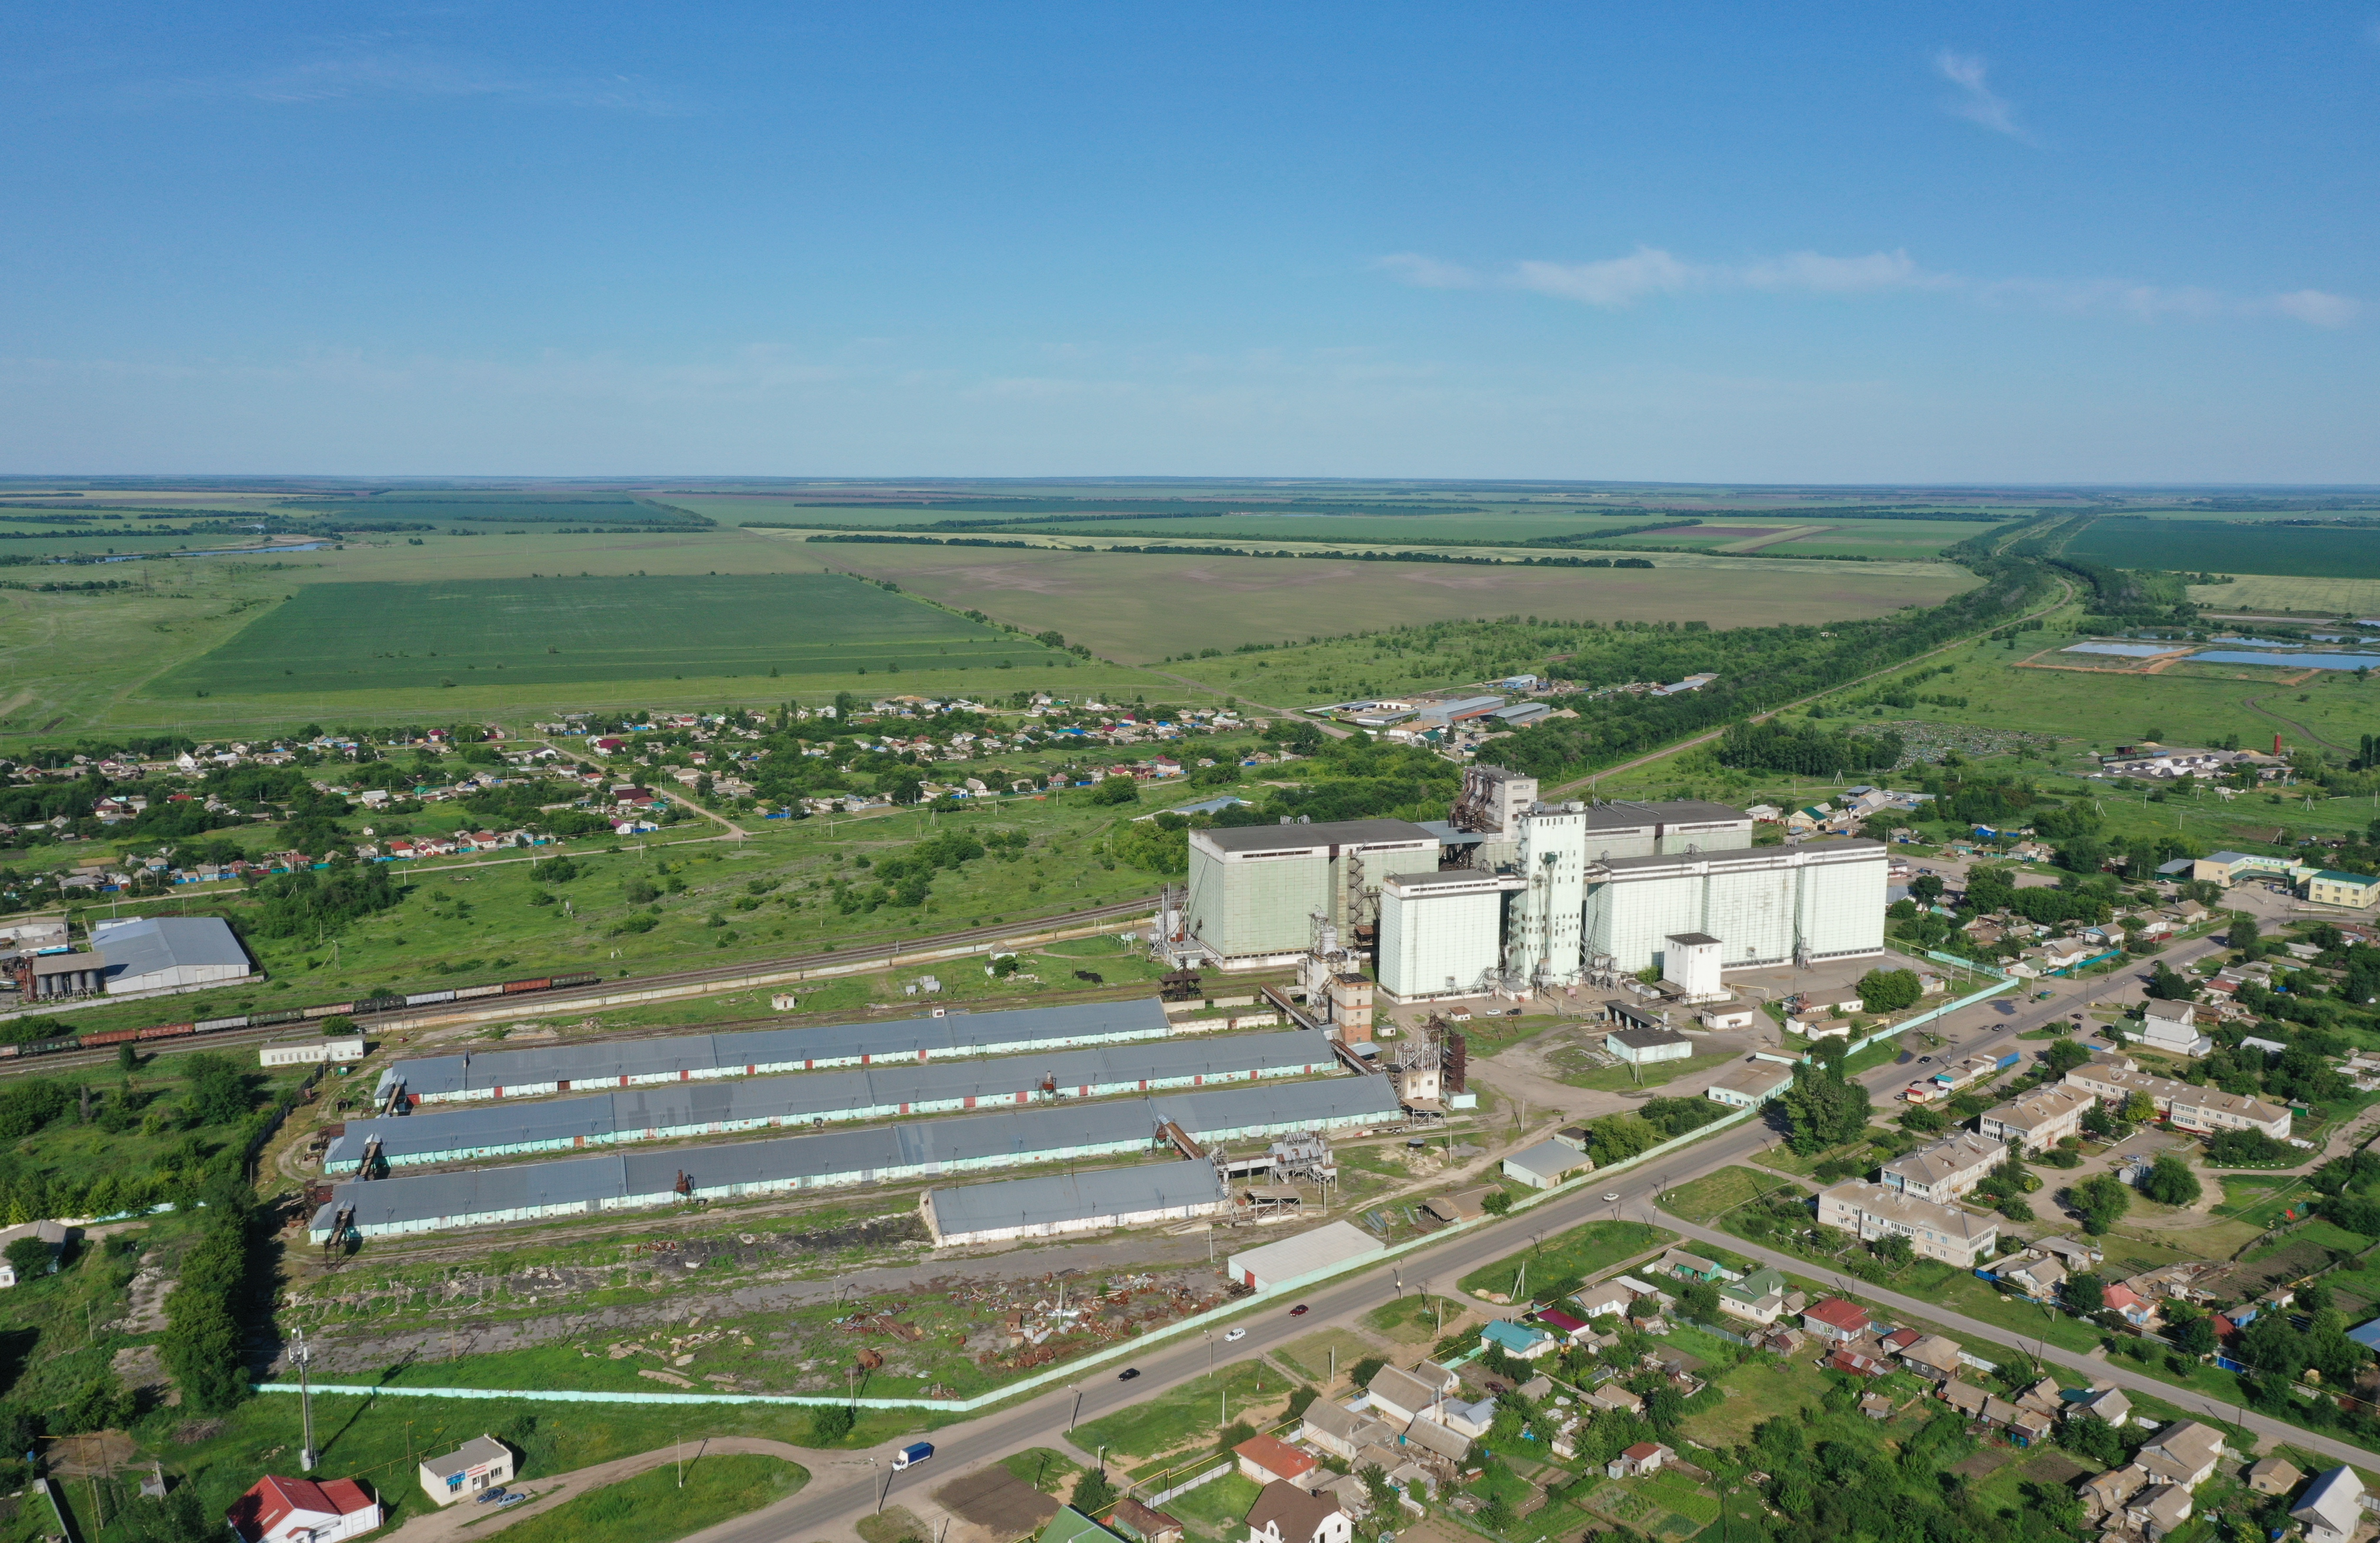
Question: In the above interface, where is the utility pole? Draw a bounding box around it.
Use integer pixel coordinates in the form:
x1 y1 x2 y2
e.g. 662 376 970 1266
293 1329 318 1472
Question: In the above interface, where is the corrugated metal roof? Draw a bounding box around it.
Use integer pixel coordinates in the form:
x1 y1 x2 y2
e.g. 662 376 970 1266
331 1030 1338 1169
315 1076 1403 1236
89 916 249 982
926 1162 1227 1235
378 997 1173 1101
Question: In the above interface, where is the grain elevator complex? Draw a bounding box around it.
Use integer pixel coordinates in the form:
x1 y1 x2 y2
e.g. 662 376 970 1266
1181 765 1885 1001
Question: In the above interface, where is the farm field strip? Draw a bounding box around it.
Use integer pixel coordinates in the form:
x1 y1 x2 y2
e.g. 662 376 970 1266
144 574 1060 698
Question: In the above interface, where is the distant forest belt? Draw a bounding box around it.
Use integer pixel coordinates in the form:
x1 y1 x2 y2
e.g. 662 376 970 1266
2066 519 2380 578
140 573 1063 697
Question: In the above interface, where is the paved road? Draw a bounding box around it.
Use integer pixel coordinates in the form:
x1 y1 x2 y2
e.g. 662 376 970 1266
694 933 2255 1540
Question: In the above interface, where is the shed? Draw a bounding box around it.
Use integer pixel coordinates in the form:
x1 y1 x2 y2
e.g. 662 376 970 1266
1502 1138 1592 1190
1227 1220 1385 1292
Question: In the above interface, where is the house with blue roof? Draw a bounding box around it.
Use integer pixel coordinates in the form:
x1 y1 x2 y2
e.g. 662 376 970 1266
1481 1319 1556 1360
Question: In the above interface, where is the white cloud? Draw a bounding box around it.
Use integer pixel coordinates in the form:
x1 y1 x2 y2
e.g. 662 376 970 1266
1737 249 1945 294
1511 247 1697 306
2263 289 2363 328
1935 50 2032 142
1377 253 1480 289
1387 243 2358 330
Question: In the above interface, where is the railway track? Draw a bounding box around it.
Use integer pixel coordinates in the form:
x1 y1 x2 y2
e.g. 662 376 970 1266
2 895 1161 1079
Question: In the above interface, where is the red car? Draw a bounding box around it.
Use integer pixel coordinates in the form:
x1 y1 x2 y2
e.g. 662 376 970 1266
1289 1304 1309 1316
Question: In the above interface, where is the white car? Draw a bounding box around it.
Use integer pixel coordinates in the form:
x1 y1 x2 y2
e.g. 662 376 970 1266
1602 1192 1621 1202
1224 1327 1247 1342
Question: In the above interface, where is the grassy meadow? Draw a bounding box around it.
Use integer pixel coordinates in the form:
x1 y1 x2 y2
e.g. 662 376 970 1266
2190 574 2380 616
783 539 1978 668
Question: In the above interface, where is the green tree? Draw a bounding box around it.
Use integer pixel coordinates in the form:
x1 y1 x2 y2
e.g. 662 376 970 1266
2227 913 2260 952
2066 1174 2132 1236
2136 1152 2202 1206
1874 1233 1914 1267
2145 961 2192 1001
2 1238 50 1284
2041 1037 2091 1076
1782 1064 1872 1155
2062 1273 2105 1314
806 1403 856 1444
1086 775 1139 805
1072 1465 1117 1515
1481 1191 1513 1216
2119 1090 2157 1124
1588 1113 1658 1166
1857 968 1923 1013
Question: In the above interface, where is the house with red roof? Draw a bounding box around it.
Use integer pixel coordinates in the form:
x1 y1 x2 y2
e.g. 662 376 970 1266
226 1475 382 1543
1801 1297 1872 1343
1235 1433 1318 1487
2102 1282 2158 1329
1533 1306 1591 1341
1607 1442 1674 1479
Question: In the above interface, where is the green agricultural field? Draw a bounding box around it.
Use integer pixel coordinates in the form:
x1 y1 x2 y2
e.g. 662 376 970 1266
145 573 1060 698
791 540 1977 666
2191 574 2380 617
275 492 706 527
2067 518 2380 578
0 527 1180 743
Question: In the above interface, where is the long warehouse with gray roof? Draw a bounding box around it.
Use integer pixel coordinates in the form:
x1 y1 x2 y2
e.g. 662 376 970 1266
311 1077 1404 1241
377 997 1174 1104
921 1163 1232 1247
329 1029 1339 1172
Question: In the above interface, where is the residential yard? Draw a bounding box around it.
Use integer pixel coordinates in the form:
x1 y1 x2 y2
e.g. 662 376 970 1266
1457 1220 1672 1304
1363 1293 1473 1346
1270 1328 1376 1392
1163 1471 1264 1543
1064 1360 1280 1464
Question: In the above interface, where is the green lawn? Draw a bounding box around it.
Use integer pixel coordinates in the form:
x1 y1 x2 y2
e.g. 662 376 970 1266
491 1453 806 1543
1458 1219 1671 1302
1661 1166 1807 1225
1065 1361 1277 1462
1362 1293 1471 1345
1163 1471 1264 1542
1560 1051 1738 1093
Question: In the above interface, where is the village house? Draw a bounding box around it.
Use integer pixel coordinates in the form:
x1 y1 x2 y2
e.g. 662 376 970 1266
1801 1297 1872 1343
1235 1435 1317 1488
2133 1421 2226 1487
1716 1266 1791 1325
2292 1467 2366 1543
1244 1480 1350 1543
1607 1442 1673 1480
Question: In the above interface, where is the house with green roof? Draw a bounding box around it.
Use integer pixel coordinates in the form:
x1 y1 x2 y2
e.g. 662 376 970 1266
1042 1507 1127 1543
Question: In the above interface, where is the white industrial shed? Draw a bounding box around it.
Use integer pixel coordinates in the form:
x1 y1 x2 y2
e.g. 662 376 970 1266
921 1163 1230 1246
1226 1219 1385 1291
88 916 252 994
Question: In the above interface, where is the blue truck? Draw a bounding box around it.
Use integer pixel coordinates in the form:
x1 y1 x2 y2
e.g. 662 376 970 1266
892 1443 934 1471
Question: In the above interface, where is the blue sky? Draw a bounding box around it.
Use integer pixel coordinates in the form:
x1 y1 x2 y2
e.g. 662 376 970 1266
3 3 2375 482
